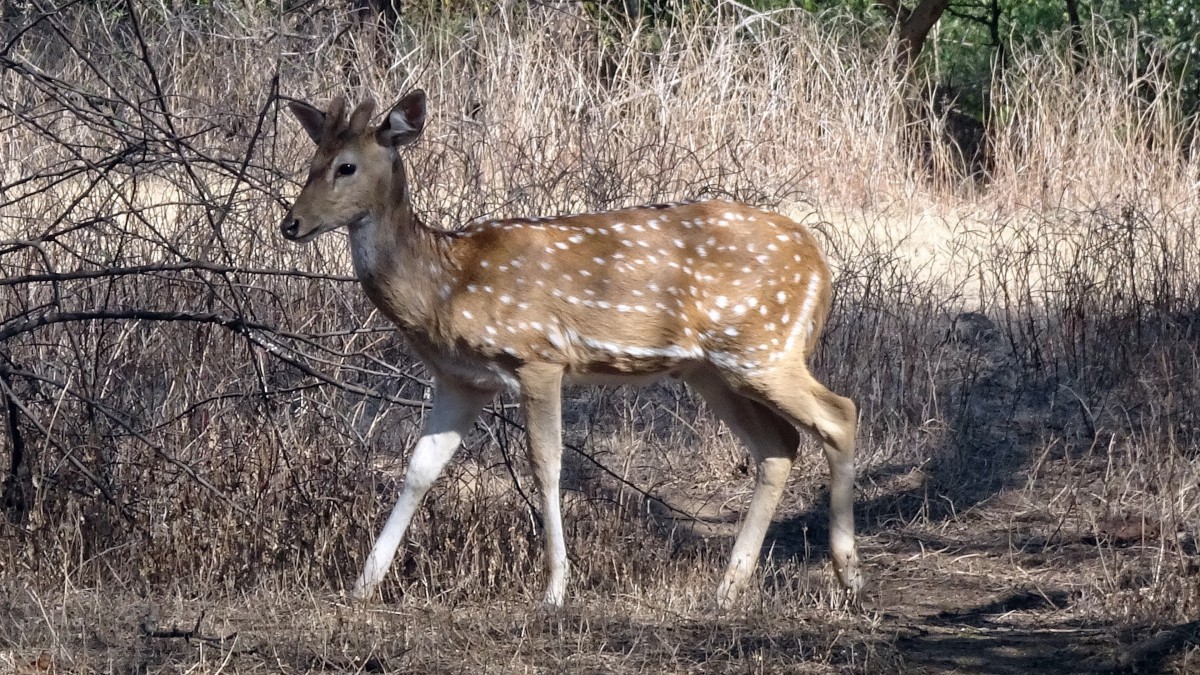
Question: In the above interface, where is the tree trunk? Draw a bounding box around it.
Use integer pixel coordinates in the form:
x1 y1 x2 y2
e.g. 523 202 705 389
1065 0 1085 70
876 0 953 69
0 364 30 526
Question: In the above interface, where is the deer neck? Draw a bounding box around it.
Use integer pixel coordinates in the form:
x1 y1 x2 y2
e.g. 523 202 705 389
346 176 452 337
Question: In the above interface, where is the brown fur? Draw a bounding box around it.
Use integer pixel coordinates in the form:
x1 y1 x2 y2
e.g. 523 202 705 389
280 93 861 608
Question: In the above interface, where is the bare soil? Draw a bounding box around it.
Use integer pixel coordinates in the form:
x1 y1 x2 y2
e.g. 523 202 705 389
4 513 1195 673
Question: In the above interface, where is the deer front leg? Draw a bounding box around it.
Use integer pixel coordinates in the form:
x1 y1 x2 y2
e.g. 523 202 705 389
518 363 569 608
352 379 494 599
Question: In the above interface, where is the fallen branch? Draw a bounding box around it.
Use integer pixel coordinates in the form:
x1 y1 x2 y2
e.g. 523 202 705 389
140 611 237 648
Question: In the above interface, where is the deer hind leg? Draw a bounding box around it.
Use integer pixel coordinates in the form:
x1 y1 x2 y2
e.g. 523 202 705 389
517 362 569 608
749 365 861 598
686 371 802 609
352 379 495 599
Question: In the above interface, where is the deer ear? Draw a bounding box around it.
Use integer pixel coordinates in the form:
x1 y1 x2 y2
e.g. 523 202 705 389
288 99 327 144
377 90 427 147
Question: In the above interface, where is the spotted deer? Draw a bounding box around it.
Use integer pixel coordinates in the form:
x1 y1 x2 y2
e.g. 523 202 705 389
281 90 861 608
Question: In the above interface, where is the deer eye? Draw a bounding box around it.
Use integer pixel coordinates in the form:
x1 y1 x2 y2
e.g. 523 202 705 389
336 163 356 177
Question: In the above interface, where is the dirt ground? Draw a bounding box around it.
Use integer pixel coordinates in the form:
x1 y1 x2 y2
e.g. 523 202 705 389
4 526 1194 674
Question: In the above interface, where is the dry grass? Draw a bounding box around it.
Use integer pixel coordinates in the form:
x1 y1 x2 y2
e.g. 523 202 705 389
1 1 1199 672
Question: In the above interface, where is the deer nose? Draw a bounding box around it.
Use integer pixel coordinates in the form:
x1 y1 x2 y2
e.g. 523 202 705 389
282 216 300 240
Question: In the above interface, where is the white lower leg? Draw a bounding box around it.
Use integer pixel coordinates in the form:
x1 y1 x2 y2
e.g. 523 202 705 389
830 525 861 593
717 455 793 608
354 488 425 596
825 445 861 594
540 489 569 607
519 363 569 607
351 384 490 599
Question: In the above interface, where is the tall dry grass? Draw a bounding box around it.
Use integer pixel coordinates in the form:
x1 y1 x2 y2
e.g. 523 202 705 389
1 1 1198 671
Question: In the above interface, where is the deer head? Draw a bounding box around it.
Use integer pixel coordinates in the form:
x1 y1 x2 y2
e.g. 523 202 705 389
281 90 427 243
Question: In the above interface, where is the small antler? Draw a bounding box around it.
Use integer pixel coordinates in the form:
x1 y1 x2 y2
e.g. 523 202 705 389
348 99 377 135
324 96 348 138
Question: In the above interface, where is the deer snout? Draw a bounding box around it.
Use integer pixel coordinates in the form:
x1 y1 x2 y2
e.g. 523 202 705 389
281 214 302 241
